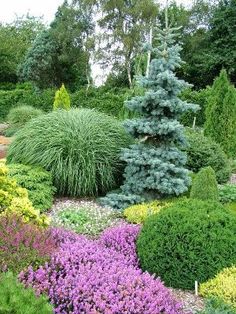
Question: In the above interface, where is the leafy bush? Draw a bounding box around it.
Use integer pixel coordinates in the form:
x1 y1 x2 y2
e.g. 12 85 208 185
219 184 236 203
0 215 56 273
0 272 53 314
5 105 43 136
20 226 183 314
53 84 70 110
198 298 236 314
0 160 49 226
200 266 236 308
124 200 171 224
0 89 26 122
184 130 231 183
190 166 219 201
137 199 236 290
71 86 134 119
7 108 132 197
51 201 121 237
7 164 56 213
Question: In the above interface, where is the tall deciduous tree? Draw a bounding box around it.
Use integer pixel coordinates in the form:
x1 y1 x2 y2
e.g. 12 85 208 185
101 24 198 210
204 69 236 157
96 0 159 88
0 16 45 84
19 1 94 90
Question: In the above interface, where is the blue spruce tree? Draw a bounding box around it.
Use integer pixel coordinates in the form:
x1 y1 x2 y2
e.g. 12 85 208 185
102 25 199 210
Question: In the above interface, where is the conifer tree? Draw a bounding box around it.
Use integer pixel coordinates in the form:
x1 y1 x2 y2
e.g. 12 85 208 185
101 22 198 210
53 84 71 110
204 69 236 157
190 166 219 202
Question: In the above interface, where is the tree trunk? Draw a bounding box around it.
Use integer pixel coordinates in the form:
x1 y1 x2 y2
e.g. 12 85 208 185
146 26 153 77
126 61 132 88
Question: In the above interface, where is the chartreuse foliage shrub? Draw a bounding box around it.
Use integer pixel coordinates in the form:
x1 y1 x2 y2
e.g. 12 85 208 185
0 272 53 314
7 164 56 213
5 105 43 136
190 167 219 202
0 215 56 273
219 184 236 204
7 109 132 197
124 200 171 224
198 298 236 314
137 199 236 290
20 225 183 314
200 266 236 309
53 84 70 110
184 130 231 184
101 27 198 210
0 160 49 226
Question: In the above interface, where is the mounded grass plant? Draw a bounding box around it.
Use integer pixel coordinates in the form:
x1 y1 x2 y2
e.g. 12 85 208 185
7 109 132 197
137 199 236 290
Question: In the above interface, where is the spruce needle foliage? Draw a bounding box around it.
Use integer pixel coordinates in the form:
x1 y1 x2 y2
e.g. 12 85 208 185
53 84 71 110
7 109 131 197
101 26 198 210
190 166 219 202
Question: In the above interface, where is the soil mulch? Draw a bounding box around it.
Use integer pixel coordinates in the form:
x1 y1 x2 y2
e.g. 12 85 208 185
170 288 205 313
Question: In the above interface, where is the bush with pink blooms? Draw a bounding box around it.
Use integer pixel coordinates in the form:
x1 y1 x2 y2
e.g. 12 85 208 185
0 214 57 273
20 224 184 314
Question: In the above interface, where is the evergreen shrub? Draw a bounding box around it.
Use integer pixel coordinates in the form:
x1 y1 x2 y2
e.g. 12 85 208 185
0 214 56 273
124 200 171 224
190 167 219 201
198 298 236 314
0 272 53 314
53 84 70 110
0 160 49 226
219 184 236 203
205 69 236 157
8 164 56 212
7 109 132 197
184 130 231 183
137 199 236 290
200 266 236 309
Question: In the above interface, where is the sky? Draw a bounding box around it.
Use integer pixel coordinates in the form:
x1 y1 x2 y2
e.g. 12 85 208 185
0 0 192 24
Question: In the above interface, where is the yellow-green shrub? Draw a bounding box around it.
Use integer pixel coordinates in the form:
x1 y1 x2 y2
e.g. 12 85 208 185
200 266 236 308
124 200 171 224
0 160 49 226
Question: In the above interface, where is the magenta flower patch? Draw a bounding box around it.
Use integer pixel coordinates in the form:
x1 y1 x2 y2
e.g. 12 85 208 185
20 224 184 314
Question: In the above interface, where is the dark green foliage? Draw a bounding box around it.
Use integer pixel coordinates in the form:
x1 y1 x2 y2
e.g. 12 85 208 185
0 272 53 314
184 130 231 184
190 167 219 202
101 27 198 210
198 298 236 314
180 87 211 127
137 199 236 290
205 69 236 157
71 87 134 119
7 164 56 212
6 105 43 135
0 89 26 122
7 109 132 197
219 184 236 204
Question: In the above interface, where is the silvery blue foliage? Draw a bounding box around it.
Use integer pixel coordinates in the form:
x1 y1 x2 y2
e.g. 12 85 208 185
101 27 199 210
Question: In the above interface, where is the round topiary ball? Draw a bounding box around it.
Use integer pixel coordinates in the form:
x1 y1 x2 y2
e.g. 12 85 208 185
137 199 236 290
7 109 132 197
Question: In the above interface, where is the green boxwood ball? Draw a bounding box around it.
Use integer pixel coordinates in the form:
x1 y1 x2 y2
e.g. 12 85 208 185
7 108 132 197
137 199 236 290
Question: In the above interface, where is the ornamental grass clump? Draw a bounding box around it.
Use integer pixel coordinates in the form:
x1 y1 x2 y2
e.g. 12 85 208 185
20 225 183 314
7 108 132 197
137 199 236 290
0 214 57 273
